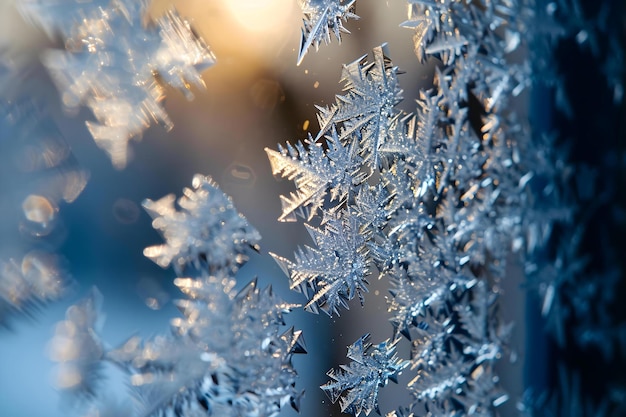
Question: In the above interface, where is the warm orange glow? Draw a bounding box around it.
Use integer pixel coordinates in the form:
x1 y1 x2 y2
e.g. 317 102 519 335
222 0 295 35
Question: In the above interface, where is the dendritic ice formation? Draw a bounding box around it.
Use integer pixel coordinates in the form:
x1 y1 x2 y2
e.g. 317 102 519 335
20 0 216 168
268 0 589 414
321 334 408 416
48 175 305 417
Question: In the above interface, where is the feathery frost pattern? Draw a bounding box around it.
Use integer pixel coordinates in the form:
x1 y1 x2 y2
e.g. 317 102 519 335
2 0 623 416
20 0 216 168
48 175 305 417
268 0 583 413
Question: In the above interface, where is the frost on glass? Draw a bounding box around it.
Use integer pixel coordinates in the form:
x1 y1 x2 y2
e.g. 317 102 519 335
20 0 216 168
48 175 305 417
2 0 622 415
267 0 569 411
297 0 359 65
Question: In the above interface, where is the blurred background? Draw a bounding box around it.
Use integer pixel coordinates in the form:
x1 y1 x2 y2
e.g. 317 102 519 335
0 1 526 416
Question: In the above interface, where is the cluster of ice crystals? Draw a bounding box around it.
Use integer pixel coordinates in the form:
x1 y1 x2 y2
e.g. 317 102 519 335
267 45 406 316
269 0 565 412
20 0 215 168
107 276 304 417
297 0 359 65
49 175 304 417
143 174 261 276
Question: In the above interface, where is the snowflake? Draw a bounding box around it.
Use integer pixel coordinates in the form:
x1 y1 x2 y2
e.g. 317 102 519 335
270 212 371 316
321 334 408 416
266 128 366 222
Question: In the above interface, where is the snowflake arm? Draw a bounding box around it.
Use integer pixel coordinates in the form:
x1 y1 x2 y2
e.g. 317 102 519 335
315 44 404 169
297 0 359 65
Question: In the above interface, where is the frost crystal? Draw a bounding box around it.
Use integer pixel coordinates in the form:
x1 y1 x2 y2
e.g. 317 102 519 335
297 0 359 65
143 174 261 276
265 129 365 222
21 0 215 168
271 213 371 316
315 43 404 168
321 334 408 416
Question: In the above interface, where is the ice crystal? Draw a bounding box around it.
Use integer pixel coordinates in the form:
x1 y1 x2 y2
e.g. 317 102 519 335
21 0 215 168
143 174 261 276
321 334 408 416
270 213 371 316
266 128 366 222
297 0 359 65
315 44 404 168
